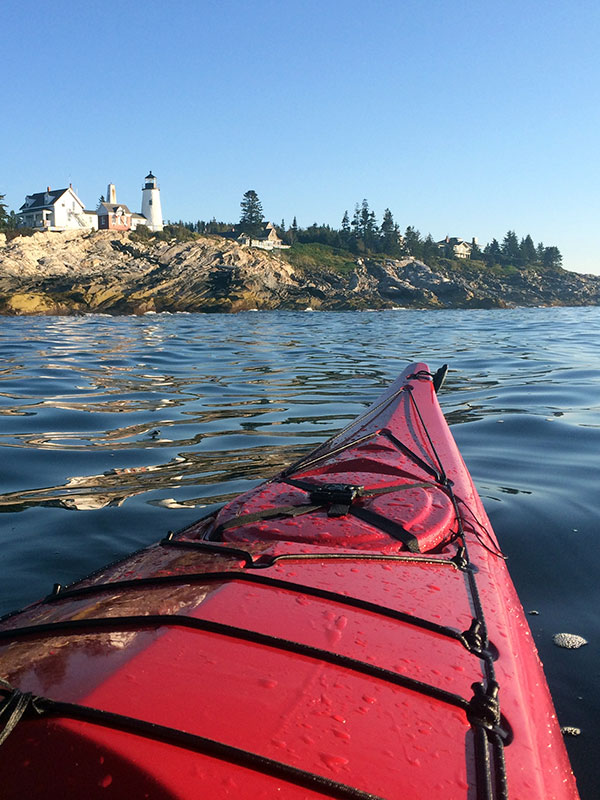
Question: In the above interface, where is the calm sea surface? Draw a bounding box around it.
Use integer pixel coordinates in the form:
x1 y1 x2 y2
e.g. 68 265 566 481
0 307 598 796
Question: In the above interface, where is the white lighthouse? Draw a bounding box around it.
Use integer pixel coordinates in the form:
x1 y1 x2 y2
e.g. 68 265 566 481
141 171 163 231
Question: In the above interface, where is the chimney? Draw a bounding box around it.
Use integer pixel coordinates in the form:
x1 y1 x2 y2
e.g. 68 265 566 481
47 186 51 192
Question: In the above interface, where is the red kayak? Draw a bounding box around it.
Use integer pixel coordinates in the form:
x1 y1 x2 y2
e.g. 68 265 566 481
0 363 578 799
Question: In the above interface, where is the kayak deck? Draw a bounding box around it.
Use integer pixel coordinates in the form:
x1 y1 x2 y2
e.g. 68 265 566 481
0 364 578 798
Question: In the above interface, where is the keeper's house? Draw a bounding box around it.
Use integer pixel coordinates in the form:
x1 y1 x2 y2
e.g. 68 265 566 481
18 186 98 231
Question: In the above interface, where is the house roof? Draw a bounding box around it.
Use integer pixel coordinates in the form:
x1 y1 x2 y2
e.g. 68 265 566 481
19 188 69 211
436 237 471 248
97 202 133 215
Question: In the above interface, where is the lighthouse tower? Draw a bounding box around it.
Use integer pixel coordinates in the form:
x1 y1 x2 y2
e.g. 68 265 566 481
141 171 163 231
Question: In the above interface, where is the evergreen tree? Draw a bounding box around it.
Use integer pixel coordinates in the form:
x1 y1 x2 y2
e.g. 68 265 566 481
287 216 298 245
484 239 502 266
520 234 536 265
239 190 264 237
421 234 438 264
403 226 423 259
470 240 483 260
358 199 378 251
536 242 545 262
0 193 10 229
380 209 400 255
542 246 562 269
340 210 350 248
501 230 521 265
349 204 363 252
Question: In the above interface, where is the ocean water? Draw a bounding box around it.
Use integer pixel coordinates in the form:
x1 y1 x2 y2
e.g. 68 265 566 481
0 307 598 797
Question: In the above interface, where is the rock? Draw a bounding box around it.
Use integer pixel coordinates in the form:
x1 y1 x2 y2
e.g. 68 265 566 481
1 229 599 315
552 633 588 649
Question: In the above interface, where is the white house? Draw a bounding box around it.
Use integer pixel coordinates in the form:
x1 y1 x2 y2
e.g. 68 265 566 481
437 236 477 259
238 222 290 251
19 186 97 231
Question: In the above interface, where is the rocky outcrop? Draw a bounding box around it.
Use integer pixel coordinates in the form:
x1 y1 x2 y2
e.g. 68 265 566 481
0 230 598 315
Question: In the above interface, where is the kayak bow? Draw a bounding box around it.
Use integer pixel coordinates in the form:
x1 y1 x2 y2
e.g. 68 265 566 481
0 363 578 799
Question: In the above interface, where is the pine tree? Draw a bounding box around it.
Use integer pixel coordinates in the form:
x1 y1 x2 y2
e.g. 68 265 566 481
484 239 502 266
422 234 437 263
470 240 483 260
340 210 350 248
349 204 363 252
520 234 536 265
359 199 378 251
380 209 400 255
404 226 423 259
501 230 521 265
239 190 264 237
0 193 10 229
542 246 562 269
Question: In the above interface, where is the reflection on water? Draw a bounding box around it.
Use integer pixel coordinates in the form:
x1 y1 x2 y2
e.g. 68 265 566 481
0 308 599 798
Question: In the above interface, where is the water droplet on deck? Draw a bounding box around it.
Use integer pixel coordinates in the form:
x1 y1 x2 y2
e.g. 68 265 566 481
333 729 351 741
320 753 349 770
271 739 287 749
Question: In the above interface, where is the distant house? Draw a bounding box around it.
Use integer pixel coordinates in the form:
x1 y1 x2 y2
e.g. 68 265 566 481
237 222 290 251
18 186 97 231
437 236 477 259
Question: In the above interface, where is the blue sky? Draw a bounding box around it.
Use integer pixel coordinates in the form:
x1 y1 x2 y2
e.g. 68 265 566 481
2 0 599 273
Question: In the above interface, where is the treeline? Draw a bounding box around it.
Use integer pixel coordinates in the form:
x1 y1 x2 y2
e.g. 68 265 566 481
481 231 562 270
174 192 563 270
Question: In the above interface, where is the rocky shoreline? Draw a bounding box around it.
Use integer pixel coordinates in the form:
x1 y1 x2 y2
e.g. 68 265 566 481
0 230 598 315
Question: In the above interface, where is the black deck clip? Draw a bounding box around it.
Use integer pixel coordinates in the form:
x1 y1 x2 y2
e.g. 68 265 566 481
309 483 363 517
